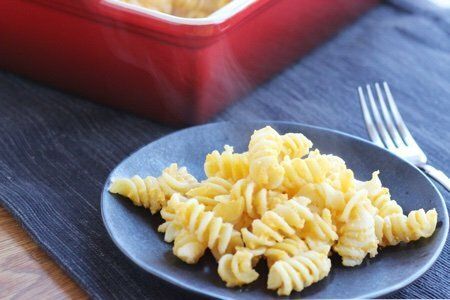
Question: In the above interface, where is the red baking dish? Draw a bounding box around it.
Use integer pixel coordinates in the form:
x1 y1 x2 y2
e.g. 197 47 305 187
0 0 378 124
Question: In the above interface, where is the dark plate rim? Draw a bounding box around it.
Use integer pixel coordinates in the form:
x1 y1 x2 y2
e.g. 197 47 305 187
101 121 449 299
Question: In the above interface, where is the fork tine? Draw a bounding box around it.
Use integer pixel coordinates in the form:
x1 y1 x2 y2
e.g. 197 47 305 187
366 85 397 150
383 82 421 148
375 83 406 147
358 86 384 148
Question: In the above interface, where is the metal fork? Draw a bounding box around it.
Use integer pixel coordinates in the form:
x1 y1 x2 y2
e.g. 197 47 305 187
358 82 450 191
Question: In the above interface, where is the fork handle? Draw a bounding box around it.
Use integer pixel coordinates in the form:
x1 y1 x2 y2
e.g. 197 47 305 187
420 164 450 192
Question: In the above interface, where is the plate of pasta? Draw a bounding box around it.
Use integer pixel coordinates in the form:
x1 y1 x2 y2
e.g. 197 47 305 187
101 121 448 299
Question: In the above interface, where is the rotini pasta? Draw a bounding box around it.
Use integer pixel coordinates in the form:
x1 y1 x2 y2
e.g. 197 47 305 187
204 145 249 183
248 126 285 189
300 208 338 255
218 248 263 287
267 251 331 296
109 163 198 214
214 178 288 221
333 199 379 266
186 176 232 208
109 125 439 296
171 197 244 258
265 236 309 267
280 133 313 159
242 198 313 249
158 193 188 242
356 171 403 217
378 209 437 247
212 195 245 224
281 151 331 196
173 229 208 264
296 182 345 216
158 208 182 243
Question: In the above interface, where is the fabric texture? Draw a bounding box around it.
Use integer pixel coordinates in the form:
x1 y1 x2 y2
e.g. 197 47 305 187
0 1 449 299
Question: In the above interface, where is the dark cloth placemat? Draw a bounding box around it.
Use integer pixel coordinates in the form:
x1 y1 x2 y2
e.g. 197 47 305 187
0 2 449 299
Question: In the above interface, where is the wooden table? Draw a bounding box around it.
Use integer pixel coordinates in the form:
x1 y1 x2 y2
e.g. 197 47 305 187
0 207 87 299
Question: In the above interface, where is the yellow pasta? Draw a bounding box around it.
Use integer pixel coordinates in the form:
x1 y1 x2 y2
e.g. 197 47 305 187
172 0 231 18
171 197 244 258
281 151 331 195
121 0 173 14
356 171 403 217
296 182 345 216
378 209 437 247
241 198 313 249
109 163 198 214
214 178 288 221
186 176 232 208
248 126 285 189
158 194 188 242
173 229 208 264
333 198 379 266
120 0 231 18
267 251 331 296
158 206 182 243
204 145 249 183
109 125 439 296
265 236 309 267
218 248 263 287
280 133 313 159
300 208 338 255
327 168 355 194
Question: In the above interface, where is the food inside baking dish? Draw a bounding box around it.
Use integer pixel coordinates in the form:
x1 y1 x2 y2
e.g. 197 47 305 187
119 0 232 18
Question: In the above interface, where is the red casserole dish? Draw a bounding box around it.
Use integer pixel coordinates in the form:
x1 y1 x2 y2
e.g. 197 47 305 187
0 0 378 124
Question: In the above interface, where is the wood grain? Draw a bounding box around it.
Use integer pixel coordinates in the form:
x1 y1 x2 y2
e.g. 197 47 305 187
0 207 87 300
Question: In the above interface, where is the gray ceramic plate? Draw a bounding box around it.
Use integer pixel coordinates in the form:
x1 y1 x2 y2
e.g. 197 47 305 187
101 121 448 299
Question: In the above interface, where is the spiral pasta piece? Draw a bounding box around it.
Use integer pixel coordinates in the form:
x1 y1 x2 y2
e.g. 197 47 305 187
204 145 249 183
356 171 403 217
280 133 313 159
215 178 288 220
327 168 355 194
267 251 331 296
242 198 314 249
310 151 355 193
281 151 331 195
109 163 198 214
379 209 437 247
161 195 228 263
171 197 244 257
232 213 254 231
158 194 188 242
210 230 245 261
218 248 262 287
300 209 338 255
186 177 232 208
296 182 345 216
265 236 309 267
338 189 372 223
323 154 347 174
173 229 208 264
333 200 379 266
248 126 285 189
